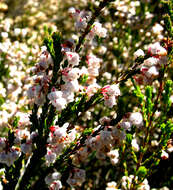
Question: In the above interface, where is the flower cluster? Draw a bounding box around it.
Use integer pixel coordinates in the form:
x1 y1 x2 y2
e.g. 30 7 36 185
0 125 38 166
88 21 107 39
45 123 77 165
45 171 62 190
101 84 121 108
120 112 144 130
73 124 125 165
66 168 86 187
106 177 150 190
0 145 21 167
69 7 107 39
68 7 91 31
134 42 167 84
121 175 150 190
106 181 119 190
27 47 53 105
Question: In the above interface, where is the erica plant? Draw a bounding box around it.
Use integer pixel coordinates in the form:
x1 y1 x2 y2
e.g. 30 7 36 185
0 0 173 190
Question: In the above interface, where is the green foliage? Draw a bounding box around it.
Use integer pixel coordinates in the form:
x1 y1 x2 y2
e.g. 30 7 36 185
133 83 145 104
137 166 148 178
12 116 20 128
0 96 5 107
83 128 93 136
163 80 173 109
162 0 173 37
126 133 133 144
79 74 89 85
0 52 9 83
145 86 154 116
160 121 173 147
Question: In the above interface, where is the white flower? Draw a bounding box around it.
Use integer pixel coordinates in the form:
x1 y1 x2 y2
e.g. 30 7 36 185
14 28 21 36
103 72 111 80
104 96 116 108
161 150 169 160
138 179 150 190
15 129 31 141
66 52 80 66
129 112 143 127
134 49 145 59
21 143 32 154
110 158 119 165
120 120 132 131
107 149 119 165
51 144 64 156
67 168 86 187
132 139 140 152
106 85 121 97
100 130 113 144
51 98 67 111
68 7 79 18
143 57 159 67
27 85 41 99
50 180 62 190
91 22 107 38
66 178 78 187
45 172 61 185
48 90 63 101
145 66 159 78
152 23 163 35
45 174 53 185
53 127 67 140
62 80 79 92
45 150 57 165
75 19 87 30
106 181 118 190
62 90 74 103
21 28 28 37
148 42 167 56
0 148 21 166
88 67 99 77
87 54 100 68
1 32 8 38
52 172 61 180
62 68 80 82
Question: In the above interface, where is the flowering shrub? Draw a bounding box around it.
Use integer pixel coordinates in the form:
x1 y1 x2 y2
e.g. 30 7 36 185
0 0 173 189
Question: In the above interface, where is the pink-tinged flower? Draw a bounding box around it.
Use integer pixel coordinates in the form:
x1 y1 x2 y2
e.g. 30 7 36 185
101 85 120 98
45 149 56 165
129 112 143 127
148 42 167 57
65 52 79 66
161 150 169 160
50 126 56 133
21 142 32 154
101 85 111 99
49 180 62 190
86 54 100 67
67 168 86 187
90 22 107 38
48 90 63 101
134 49 145 59
62 68 80 82
101 85 120 108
